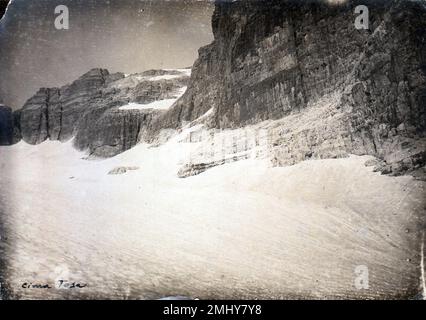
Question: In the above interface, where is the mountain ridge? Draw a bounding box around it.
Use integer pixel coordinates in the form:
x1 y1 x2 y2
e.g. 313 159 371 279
1 0 425 179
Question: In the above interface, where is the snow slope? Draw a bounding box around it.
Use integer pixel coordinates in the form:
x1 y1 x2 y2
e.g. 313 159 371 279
0 129 425 299
119 87 187 111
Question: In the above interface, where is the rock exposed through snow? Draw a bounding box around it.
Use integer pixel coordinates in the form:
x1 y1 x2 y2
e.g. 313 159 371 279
108 166 140 175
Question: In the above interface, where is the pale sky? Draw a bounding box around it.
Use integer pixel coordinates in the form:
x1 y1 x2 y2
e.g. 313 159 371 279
0 0 214 109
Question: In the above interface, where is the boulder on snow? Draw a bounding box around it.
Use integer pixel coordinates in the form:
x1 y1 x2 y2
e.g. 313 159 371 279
108 166 140 175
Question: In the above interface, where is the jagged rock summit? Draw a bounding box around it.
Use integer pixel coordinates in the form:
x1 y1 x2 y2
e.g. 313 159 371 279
15 68 190 157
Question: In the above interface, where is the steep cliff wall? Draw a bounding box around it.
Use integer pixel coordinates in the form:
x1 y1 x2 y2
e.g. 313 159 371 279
153 0 426 178
19 69 112 144
16 68 190 157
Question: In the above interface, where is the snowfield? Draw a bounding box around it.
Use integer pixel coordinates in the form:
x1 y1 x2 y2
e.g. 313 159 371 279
119 87 188 111
0 129 425 299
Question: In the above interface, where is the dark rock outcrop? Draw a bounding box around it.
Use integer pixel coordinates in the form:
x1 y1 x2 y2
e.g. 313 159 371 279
20 68 112 144
74 107 158 158
0 105 13 145
11 109 21 142
15 68 190 157
20 88 57 144
153 0 426 177
72 70 189 157
0 105 19 145
177 154 249 178
108 166 139 175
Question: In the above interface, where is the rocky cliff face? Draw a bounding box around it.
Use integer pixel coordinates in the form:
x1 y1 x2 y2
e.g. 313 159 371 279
15 68 190 157
153 0 426 178
19 68 111 144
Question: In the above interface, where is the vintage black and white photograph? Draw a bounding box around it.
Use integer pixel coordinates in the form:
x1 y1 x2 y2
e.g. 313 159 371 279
0 0 425 301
